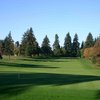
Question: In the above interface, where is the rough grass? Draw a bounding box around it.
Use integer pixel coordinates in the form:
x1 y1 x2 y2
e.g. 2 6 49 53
0 56 100 100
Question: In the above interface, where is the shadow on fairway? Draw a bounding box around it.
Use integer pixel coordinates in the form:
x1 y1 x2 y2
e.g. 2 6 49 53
0 85 30 95
0 62 59 68
19 58 69 62
96 90 100 99
0 73 100 86
19 57 73 62
0 73 100 97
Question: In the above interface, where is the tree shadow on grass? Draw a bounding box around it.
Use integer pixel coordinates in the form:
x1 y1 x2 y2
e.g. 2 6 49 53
96 64 100 67
96 90 100 100
0 85 30 95
0 62 59 68
19 57 70 62
0 73 100 86
33 59 70 62
0 85 32 100
0 72 100 98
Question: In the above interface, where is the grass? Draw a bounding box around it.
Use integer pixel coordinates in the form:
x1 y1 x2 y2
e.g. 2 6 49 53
0 56 100 100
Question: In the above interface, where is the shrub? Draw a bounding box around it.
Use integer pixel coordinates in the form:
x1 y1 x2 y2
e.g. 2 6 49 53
91 56 96 64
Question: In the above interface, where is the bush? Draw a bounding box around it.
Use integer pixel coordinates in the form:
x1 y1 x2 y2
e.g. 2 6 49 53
91 56 96 64
83 47 93 58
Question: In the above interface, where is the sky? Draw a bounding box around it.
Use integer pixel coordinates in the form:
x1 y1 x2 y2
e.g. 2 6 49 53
0 0 100 46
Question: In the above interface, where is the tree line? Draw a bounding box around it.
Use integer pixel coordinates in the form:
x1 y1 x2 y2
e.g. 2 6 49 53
0 27 99 59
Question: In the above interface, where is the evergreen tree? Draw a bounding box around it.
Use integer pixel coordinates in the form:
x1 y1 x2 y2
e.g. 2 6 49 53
0 40 4 59
80 41 84 49
85 32 94 48
27 27 39 56
14 41 20 56
15 41 20 47
20 32 28 55
0 40 4 53
20 27 39 57
4 32 14 59
64 32 72 56
53 34 61 56
72 33 80 57
25 28 35 57
41 35 52 56
94 38 97 45
34 42 40 56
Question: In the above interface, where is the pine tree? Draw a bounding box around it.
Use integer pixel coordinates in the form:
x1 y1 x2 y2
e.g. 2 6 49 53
0 40 4 53
72 33 80 57
85 32 94 48
15 41 20 47
64 32 72 56
25 28 35 57
53 34 61 56
80 41 84 49
14 41 20 56
20 27 39 57
41 35 52 56
20 32 28 56
4 32 14 59
94 38 97 45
